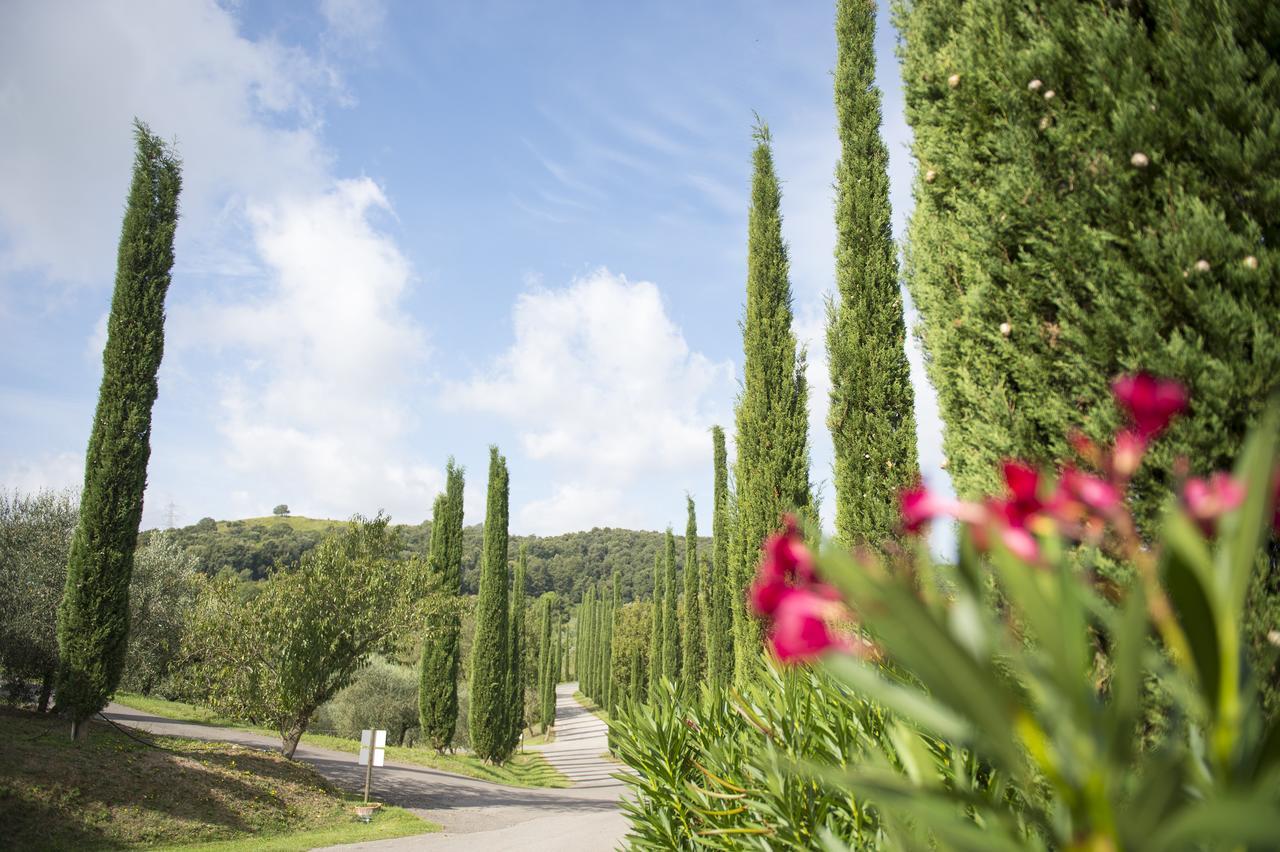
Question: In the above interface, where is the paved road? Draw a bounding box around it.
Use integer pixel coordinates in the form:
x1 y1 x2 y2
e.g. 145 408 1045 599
102 682 628 851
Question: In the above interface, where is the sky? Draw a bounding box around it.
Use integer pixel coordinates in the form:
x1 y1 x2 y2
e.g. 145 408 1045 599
0 0 955 548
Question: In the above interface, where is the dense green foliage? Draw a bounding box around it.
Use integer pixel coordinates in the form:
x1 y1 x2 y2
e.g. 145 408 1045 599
827 0 918 548
181 515 433 758
610 601 652 708
898 0 1280 522
117 532 199 696
317 656 420 747
57 121 182 729
0 490 78 711
158 515 708 602
1 493 200 710
505 543 527 750
468 446 512 763
419 459 465 751
731 126 812 685
706 426 733 690
681 498 703 691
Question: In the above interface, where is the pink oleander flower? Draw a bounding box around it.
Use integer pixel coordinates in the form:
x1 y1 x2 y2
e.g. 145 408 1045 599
1058 466 1122 514
1111 430 1147 480
751 516 819 617
1182 472 1245 535
900 485 949 533
767 588 849 663
1113 373 1187 441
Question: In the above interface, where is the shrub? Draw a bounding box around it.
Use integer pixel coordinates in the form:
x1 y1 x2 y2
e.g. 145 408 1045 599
616 378 1280 849
314 656 420 746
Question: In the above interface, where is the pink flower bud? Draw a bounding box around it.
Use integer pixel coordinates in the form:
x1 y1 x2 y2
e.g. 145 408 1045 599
1111 430 1147 480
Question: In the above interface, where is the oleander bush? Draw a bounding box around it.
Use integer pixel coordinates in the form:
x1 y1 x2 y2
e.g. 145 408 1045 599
614 378 1280 849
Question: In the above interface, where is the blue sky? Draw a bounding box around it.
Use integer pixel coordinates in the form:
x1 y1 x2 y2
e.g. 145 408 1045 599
0 0 954 546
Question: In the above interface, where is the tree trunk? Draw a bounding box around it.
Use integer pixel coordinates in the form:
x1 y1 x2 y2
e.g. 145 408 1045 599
71 716 88 741
281 720 307 759
38 670 54 713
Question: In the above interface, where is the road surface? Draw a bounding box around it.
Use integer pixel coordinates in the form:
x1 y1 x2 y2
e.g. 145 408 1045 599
102 681 628 851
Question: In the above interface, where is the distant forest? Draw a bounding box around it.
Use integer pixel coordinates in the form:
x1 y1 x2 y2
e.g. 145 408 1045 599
144 515 709 603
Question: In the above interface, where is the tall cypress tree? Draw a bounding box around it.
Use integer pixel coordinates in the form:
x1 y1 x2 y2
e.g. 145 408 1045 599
707 425 733 690
537 594 556 730
827 0 919 548
681 497 704 691
899 0 1280 523
419 459 465 752
468 446 511 763
732 124 812 684
56 121 181 737
505 543 527 750
648 550 663 698
608 575 620 712
661 528 680 684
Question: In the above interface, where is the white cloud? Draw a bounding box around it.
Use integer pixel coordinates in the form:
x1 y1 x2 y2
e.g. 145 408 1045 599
177 178 436 520
0 0 335 286
449 269 733 479
518 483 642 536
448 269 734 530
1 452 83 496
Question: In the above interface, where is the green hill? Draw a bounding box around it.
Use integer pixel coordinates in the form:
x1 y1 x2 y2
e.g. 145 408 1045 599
147 515 710 603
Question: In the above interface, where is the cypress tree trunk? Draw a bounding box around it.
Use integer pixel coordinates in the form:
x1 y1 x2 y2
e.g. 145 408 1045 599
827 0 919 548
468 446 511 763
707 426 733 689
731 124 812 685
648 551 663 699
506 543 527 749
681 497 704 692
419 459 465 752
56 121 181 737
661 529 680 685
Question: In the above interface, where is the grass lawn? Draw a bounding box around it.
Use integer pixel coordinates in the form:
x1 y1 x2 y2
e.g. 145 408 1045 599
114 693 571 789
217 516 342 534
0 707 435 851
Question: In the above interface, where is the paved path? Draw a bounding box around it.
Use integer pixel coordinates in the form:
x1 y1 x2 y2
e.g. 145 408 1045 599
102 682 628 851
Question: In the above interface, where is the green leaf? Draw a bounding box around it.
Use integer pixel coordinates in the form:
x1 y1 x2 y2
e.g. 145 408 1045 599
1161 512 1220 712
1218 400 1279 617
823 654 970 744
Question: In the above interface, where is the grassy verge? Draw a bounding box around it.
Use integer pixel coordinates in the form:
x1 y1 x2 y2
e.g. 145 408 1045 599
0 707 435 851
114 693 570 789
573 691 610 723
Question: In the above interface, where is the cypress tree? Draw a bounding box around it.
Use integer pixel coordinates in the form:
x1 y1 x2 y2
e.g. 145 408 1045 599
681 497 704 691
707 425 733 690
731 124 812 684
608 575 620 712
505 543 527 749
56 121 181 737
419 459 465 752
827 0 919 548
468 446 511 763
580 588 595 698
648 550 663 698
537 595 554 730
661 528 680 684
898 0 1280 524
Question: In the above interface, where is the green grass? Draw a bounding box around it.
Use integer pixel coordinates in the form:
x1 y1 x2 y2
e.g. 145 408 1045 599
114 693 571 789
0 707 435 851
217 515 341 534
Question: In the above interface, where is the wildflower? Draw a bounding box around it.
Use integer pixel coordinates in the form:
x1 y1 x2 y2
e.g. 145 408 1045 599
1112 373 1187 441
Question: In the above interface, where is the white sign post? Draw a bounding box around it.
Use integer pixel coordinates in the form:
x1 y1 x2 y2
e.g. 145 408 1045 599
358 729 386 803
